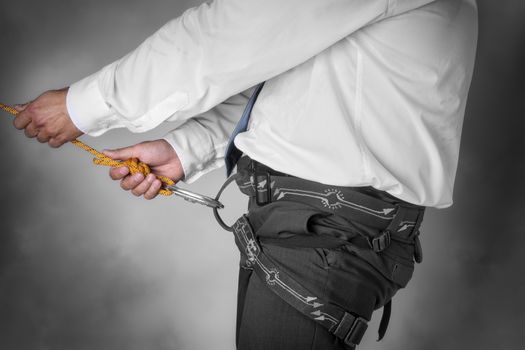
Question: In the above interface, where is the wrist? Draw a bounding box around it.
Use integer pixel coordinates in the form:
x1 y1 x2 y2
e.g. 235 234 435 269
161 138 187 181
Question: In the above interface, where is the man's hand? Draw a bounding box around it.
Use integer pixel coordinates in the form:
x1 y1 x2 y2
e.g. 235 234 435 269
13 88 83 147
103 140 185 200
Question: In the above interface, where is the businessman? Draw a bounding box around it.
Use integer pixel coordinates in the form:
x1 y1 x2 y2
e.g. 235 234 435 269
12 0 478 348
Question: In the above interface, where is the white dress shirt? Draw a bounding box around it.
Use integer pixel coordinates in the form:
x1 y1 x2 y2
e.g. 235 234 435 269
66 0 478 208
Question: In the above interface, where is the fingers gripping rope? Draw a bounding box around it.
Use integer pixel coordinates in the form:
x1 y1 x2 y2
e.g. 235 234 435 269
71 140 176 196
0 102 175 196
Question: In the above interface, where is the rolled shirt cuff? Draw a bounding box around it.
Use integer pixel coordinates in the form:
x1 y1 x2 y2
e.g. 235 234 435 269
66 68 123 136
163 120 227 183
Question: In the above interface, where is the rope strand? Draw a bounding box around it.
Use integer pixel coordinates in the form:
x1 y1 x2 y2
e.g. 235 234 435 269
0 102 175 196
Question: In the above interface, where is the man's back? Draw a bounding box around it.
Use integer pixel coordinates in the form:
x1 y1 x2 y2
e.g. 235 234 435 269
237 0 478 208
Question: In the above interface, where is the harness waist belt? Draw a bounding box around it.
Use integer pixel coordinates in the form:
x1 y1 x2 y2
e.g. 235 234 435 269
234 158 425 250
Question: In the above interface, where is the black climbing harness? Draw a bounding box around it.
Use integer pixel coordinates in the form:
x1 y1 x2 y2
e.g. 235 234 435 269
211 157 425 348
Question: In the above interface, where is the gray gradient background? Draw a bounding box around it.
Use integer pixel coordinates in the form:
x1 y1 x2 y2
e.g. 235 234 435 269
0 1 523 349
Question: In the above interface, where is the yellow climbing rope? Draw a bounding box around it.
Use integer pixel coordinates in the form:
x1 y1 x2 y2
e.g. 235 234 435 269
0 102 175 196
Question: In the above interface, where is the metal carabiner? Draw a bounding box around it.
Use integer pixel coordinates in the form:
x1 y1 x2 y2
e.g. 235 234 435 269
164 185 224 209
212 174 240 232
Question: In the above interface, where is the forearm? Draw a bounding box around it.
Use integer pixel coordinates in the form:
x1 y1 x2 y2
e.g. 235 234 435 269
68 0 437 136
68 0 392 136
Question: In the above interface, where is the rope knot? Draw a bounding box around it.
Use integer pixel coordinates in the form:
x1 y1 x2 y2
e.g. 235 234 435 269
91 153 175 196
123 157 151 177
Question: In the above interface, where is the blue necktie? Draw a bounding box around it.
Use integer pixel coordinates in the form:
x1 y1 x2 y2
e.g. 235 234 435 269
225 82 265 176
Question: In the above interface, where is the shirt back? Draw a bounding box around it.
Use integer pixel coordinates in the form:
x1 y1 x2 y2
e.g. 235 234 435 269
236 0 479 208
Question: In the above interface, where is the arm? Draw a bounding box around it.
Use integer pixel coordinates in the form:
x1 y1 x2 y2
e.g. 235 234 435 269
13 0 437 146
106 89 250 198
67 0 437 136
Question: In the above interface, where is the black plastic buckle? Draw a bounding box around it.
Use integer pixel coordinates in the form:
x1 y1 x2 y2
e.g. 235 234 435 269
335 313 368 348
254 172 271 206
371 230 391 253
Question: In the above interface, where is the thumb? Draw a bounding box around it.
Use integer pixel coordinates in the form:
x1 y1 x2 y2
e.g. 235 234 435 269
103 146 136 161
13 103 29 112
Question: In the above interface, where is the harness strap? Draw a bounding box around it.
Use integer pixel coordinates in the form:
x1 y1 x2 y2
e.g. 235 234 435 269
234 159 425 236
231 215 368 348
213 163 425 346
377 300 391 341
239 174 400 229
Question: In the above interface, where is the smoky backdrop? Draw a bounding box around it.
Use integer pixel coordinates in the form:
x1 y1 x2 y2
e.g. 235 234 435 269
0 1 523 349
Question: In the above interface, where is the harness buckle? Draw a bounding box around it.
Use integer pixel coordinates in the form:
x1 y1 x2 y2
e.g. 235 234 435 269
333 313 368 348
371 230 391 253
254 172 272 206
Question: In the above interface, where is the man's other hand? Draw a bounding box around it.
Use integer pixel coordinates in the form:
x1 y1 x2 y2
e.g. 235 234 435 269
103 140 185 200
13 88 83 147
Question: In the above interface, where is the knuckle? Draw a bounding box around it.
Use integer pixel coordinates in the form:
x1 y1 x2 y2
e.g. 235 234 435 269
25 129 36 138
146 191 158 200
109 171 119 180
49 136 64 147
120 181 130 191
13 117 26 130
37 130 48 140
44 126 56 137
33 119 44 128
53 134 65 143
144 190 154 200
146 184 161 200
25 103 37 114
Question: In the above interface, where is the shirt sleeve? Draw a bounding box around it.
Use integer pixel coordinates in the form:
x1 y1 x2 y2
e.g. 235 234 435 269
162 88 251 182
67 0 437 136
